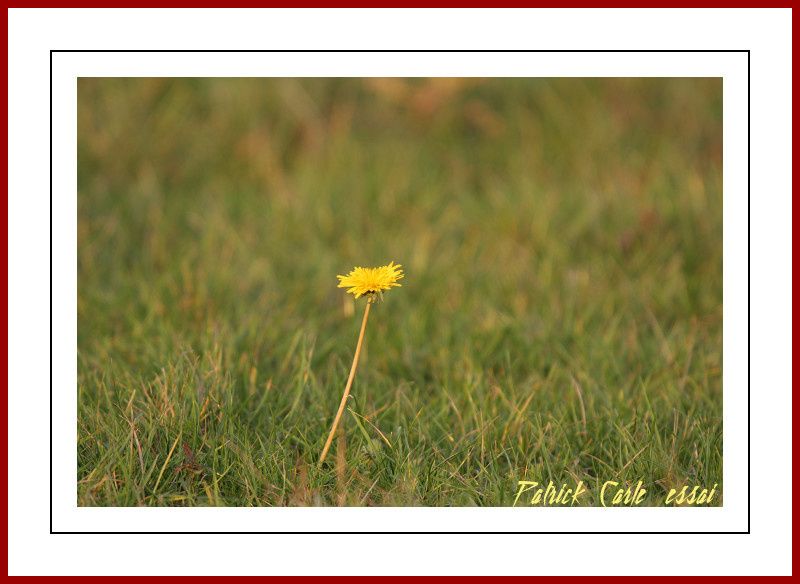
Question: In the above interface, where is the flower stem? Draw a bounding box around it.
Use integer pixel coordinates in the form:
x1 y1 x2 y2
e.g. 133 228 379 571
319 299 372 465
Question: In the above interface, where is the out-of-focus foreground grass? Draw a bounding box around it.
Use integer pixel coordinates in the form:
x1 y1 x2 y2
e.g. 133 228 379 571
78 78 722 506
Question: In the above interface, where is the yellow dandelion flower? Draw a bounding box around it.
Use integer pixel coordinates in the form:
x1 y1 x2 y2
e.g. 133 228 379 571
319 261 405 466
336 261 404 299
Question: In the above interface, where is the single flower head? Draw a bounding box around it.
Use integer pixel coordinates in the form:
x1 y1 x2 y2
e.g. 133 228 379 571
337 261 404 299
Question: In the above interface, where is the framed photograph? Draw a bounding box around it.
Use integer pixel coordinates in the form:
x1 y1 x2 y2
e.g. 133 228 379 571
72 73 727 513
8 5 792 577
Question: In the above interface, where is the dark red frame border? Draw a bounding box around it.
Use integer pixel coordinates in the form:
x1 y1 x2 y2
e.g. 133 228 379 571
5 2 792 576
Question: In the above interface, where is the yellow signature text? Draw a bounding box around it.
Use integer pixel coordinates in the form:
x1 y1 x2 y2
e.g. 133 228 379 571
513 480 587 506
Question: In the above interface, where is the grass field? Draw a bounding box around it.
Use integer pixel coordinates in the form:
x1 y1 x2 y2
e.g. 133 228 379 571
77 77 722 506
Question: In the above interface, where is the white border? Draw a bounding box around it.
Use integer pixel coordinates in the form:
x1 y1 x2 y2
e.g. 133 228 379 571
9 8 792 576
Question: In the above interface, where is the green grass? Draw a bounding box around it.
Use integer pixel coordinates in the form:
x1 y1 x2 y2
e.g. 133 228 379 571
77 77 722 506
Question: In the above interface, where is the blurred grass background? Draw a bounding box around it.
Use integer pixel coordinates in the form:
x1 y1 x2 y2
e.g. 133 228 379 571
78 78 722 506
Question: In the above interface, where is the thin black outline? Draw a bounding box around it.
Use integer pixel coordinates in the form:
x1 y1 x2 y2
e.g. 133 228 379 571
50 49 54 537
746 49 750 533
51 49 750 535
